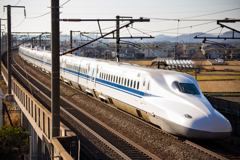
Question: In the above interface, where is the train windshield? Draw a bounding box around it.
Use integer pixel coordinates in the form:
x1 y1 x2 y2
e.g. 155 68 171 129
179 83 200 95
172 81 200 95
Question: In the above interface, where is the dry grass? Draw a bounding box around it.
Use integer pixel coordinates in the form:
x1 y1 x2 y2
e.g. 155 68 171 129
4 111 21 127
193 60 212 66
198 80 240 92
0 80 21 127
203 65 240 71
196 76 240 81
121 60 152 66
0 80 7 94
225 61 240 65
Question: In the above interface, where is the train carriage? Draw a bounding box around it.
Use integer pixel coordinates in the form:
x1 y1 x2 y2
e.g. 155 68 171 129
18 45 232 139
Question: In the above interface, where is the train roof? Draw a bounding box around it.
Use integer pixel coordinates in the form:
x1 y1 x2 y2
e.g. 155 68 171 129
64 54 193 80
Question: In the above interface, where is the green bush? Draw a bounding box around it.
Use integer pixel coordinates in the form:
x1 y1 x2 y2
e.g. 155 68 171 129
0 126 29 160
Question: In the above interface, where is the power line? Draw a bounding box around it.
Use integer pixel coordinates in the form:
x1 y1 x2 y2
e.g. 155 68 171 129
14 0 21 6
134 21 214 33
12 17 26 28
26 0 70 19
11 0 70 28
183 7 240 19
143 7 240 21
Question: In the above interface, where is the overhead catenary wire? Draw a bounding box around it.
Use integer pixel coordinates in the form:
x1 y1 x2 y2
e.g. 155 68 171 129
14 0 21 6
12 17 26 28
140 40 159 58
143 7 240 21
14 0 70 20
195 26 221 37
182 7 240 19
133 21 214 33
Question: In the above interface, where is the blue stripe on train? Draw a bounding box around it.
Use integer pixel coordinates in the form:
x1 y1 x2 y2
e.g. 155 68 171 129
20 50 144 98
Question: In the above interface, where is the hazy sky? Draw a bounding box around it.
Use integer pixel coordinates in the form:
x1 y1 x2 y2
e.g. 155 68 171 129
0 0 240 39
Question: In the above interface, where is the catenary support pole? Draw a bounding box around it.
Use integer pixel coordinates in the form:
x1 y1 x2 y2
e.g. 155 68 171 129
116 15 120 62
51 0 60 138
7 5 12 96
39 35 41 47
70 30 72 54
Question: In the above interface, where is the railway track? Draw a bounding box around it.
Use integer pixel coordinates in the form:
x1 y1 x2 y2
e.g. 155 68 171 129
7 51 161 159
6 51 240 159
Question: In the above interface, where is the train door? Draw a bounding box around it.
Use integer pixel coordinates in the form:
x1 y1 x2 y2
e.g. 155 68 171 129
61 59 66 77
77 59 83 84
87 64 97 90
141 75 147 105
86 63 89 84
94 65 98 88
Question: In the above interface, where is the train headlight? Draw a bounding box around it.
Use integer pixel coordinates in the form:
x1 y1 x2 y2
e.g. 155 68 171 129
184 114 192 119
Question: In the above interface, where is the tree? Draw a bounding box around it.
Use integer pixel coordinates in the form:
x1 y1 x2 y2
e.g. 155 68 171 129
0 126 29 160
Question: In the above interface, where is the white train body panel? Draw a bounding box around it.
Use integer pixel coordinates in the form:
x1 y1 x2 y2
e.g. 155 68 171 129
19 46 232 139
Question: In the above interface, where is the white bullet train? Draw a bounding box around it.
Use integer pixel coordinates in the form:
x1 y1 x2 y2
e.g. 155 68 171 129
19 45 232 139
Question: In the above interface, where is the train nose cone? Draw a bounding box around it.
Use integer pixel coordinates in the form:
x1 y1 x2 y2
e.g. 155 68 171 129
212 109 232 139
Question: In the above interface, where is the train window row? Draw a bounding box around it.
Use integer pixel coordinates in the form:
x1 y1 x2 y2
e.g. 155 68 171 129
66 64 72 69
80 67 87 74
99 72 140 90
73 65 78 71
47 58 51 63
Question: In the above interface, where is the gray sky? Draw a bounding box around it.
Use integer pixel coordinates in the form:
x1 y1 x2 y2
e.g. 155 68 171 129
1 0 240 38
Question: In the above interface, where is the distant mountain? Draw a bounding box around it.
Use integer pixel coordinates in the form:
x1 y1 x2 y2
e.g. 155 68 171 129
20 31 239 43
148 31 240 43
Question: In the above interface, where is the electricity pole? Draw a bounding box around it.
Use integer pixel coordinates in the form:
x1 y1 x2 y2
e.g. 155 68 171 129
116 15 120 62
51 0 60 138
6 5 13 101
70 30 72 54
4 5 25 102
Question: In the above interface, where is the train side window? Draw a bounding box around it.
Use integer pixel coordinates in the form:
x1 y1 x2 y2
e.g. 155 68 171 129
134 81 136 88
127 79 130 86
113 76 115 82
137 82 139 89
111 75 113 82
143 81 145 86
100 72 101 78
119 77 121 84
130 80 133 87
108 74 111 81
116 76 118 83
147 82 150 90
106 74 108 80
124 78 127 86
121 78 124 85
